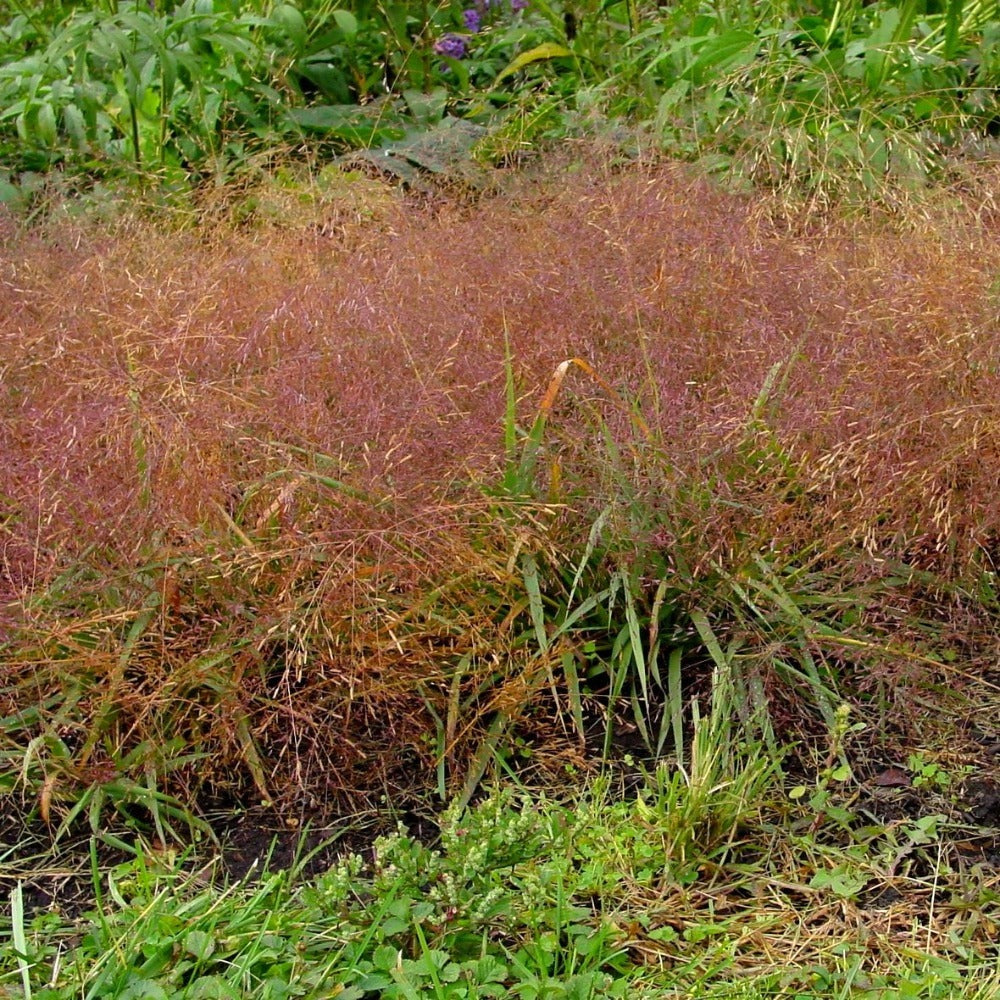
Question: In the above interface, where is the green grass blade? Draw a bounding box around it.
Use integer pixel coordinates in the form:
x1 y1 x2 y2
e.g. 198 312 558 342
521 552 548 655
666 646 684 763
943 0 963 58
566 506 610 608
11 882 33 1000
623 577 648 706
691 607 728 675
561 649 586 745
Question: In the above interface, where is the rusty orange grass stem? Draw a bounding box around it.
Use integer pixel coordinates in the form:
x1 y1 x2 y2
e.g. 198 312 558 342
537 357 651 440
510 356 653 499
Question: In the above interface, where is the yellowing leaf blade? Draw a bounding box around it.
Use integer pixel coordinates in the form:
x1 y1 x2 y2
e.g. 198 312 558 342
495 43 572 85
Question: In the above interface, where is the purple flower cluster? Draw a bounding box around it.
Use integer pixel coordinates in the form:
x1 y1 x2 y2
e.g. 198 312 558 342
433 33 468 59
435 0 530 60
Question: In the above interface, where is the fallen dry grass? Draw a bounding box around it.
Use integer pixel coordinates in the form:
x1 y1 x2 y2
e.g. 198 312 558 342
1 155 999 817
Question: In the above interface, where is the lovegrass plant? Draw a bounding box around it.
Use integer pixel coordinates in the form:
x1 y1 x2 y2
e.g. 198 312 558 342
2 0 1000 995
3 154 1000 995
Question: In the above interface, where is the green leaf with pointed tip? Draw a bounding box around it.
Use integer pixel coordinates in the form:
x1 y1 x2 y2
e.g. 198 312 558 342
494 43 572 86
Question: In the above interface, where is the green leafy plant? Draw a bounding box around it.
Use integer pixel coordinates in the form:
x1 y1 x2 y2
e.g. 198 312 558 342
907 752 967 792
789 702 865 835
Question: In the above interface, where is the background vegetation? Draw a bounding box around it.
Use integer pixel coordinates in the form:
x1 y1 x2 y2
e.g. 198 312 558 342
1 0 999 997
0 0 997 203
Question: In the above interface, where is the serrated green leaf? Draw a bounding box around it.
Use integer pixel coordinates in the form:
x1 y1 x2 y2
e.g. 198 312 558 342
185 929 216 961
36 101 58 145
184 975 241 999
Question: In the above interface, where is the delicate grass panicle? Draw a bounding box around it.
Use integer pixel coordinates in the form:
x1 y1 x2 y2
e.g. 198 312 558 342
1 158 1000 826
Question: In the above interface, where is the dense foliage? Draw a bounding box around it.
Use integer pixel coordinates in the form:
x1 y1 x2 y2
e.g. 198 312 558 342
1 0 997 197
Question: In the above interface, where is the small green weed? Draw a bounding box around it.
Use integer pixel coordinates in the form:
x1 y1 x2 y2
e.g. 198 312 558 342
906 752 968 793
5 760 999 998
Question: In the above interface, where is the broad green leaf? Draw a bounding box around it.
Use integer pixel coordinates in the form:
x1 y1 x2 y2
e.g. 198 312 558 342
184 976 241 999
63 102 87 147
287 104 408 149
201 90 222 133
36 101 58 145
332 9 358 37
655 78 690 137
287 103 358 129
184 929 216 961
0 98 30 122
160 48 177 107
297 61 350 102
683 29 760 85
272 4 307 50
119 978 169 1000
402 86 447 125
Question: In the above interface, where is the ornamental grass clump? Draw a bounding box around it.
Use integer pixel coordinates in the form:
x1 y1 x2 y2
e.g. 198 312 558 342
1 156 999 836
